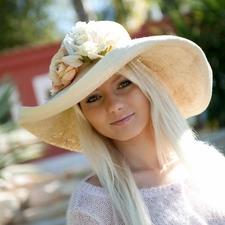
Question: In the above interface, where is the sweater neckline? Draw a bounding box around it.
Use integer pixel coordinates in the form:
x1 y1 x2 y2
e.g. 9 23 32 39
80 177 186 197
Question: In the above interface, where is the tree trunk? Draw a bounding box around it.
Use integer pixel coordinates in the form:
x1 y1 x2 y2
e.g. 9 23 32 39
71 0 89 22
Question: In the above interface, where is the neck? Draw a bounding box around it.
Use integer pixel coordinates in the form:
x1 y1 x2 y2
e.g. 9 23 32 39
112 133 183 188
112 130 161 172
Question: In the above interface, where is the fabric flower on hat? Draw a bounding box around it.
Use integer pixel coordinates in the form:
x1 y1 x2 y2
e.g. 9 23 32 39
49 46 79 96
63 21 119 63
49 21 119 96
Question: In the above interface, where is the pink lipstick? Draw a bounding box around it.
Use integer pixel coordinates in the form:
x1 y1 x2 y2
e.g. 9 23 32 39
111 113 134 126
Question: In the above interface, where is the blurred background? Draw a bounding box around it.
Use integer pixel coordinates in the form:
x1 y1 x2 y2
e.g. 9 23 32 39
0 0 225 224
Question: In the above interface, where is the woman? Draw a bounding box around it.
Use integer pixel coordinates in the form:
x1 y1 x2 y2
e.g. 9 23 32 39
18 21 225 224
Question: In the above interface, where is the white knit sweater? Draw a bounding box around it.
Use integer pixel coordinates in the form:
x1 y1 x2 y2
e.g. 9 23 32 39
67 177 225 225
67 145 225 224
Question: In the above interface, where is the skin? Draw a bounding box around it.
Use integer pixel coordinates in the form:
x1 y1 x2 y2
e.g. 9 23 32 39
80 74 182 189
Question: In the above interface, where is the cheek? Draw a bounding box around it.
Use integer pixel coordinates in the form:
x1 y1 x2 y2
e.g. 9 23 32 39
82 108 110 138
133 90 151 120
81 107 103 129
132 88 150 108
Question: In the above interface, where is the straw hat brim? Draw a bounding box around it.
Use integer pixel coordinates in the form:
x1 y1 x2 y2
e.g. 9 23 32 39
18 35 212 151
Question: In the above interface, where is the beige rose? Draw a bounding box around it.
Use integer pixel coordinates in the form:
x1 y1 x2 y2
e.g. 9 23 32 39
49 46 78 93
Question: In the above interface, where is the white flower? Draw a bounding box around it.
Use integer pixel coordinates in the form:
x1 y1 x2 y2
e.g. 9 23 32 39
62 21 119 62
49 21 119 97
62 55 83 67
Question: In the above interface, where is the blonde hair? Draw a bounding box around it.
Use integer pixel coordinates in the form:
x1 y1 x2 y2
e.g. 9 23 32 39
73 58 197 225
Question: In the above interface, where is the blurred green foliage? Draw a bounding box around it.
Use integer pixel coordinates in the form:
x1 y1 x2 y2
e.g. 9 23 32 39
0 77 45 171
0 77 16 125
159 0 225 128
0 135 45 171
0 0 60 52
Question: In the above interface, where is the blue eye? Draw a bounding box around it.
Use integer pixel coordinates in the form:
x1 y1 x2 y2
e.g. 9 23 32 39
118 80 132 89
86 95 101 103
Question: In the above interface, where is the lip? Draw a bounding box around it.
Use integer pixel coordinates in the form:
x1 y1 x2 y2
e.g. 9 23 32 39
110 113 134 126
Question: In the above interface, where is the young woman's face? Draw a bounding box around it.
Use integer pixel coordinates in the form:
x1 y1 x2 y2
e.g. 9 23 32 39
79 74 151 142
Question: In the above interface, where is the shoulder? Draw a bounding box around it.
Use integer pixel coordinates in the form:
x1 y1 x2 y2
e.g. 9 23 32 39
66 176 113 225
188 141 225 189
68 176 107 208
187 140 225 164
194 141 225 168
86 174 102 187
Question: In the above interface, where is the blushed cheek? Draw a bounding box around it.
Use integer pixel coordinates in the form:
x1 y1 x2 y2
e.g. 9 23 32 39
79 101 85 111
83 112 100 129
79 103 91 118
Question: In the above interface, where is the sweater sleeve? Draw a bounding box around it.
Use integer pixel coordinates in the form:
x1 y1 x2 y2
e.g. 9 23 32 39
67 208 100 225
66 182 101 225
186 141 225 217
194 141 225 187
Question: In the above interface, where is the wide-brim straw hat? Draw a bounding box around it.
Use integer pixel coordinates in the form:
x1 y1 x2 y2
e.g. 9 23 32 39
17 20 212 152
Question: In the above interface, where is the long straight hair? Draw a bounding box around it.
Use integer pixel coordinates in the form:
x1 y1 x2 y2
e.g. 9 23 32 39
73 58 197 224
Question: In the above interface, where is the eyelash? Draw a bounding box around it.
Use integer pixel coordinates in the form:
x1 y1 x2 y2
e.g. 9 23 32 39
118 80 132 89
86 95 100 103
86 80 132 103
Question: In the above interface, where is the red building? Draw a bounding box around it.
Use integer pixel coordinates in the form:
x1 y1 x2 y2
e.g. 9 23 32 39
0 42 70 158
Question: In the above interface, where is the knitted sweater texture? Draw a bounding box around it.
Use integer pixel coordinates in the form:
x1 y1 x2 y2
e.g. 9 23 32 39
67 145 225 224
67 178 225 225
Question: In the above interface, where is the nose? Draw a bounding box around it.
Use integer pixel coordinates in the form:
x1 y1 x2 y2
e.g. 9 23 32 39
106 95 124 113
